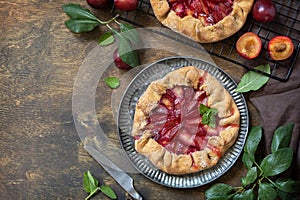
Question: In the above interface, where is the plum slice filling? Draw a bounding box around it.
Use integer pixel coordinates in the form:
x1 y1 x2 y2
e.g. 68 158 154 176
168 0 234 25
145 85 213 155
136 73 236 160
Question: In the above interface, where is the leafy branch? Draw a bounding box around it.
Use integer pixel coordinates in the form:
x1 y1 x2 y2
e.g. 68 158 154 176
205 123 300 200
61 3 139 68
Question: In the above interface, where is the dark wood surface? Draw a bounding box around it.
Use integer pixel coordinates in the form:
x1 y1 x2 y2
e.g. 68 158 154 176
0 1 265 199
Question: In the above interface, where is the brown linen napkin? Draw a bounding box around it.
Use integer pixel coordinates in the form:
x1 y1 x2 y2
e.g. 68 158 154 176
249 56 300 180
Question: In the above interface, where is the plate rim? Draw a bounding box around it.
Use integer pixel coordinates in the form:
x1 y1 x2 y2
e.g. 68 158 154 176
117 56 249 188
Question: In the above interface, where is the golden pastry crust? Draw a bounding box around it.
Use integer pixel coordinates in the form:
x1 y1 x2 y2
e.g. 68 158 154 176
132 66 240 175
150 0 254 43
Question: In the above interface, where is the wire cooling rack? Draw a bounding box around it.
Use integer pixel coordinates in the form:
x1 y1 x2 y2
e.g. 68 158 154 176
113 0 300 82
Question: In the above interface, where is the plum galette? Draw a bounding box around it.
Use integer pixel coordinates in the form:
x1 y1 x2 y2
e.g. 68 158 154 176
132 66 240 175
150 0 254 43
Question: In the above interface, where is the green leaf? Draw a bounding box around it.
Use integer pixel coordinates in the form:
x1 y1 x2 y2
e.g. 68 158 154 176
99 185 117 199
98 32 115 46
242 151 254 169
199 103 218 115
271 123 294 153
258 182 277 200
62 4 98 20
111 28 140 68
118 34 139 67
119 23 140 45
277 190 300 200
199 104 218 128
104 77 120 89
235 64 271 93
260 147 293 177
241 167 257 187
243 126 262 162
83 171 99 193
65 19 99 33
275 178 300 193
233 189 255 200
205 183 235 199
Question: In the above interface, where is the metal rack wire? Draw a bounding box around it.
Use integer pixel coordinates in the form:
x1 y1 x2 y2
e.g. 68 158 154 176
113 0 300 82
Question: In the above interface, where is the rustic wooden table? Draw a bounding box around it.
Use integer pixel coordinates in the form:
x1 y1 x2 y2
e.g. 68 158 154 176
1 0 294 199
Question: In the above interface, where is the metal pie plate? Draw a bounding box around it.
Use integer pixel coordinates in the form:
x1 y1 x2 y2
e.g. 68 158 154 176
117 56 249 188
